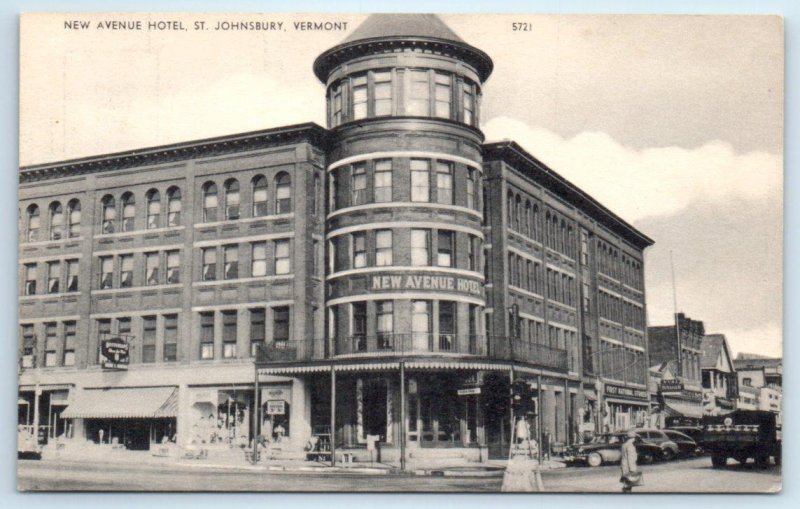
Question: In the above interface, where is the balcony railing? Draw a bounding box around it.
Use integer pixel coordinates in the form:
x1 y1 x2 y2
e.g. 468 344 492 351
255 335 568 371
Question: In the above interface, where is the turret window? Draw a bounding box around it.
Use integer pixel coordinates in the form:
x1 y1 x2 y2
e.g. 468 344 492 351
407 70 430 116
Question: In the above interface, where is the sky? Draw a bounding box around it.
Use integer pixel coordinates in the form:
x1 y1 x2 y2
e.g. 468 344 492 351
19 13 783 358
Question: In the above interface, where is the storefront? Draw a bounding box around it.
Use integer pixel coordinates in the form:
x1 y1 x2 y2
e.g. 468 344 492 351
657 379 704 426
187 387 254 449
18 386 73 445
602 383 649 432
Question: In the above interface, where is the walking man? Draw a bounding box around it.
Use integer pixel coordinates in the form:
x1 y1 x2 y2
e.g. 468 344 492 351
620 430 643 493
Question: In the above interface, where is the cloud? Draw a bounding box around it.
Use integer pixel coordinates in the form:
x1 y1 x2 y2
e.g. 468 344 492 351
483 116 782 223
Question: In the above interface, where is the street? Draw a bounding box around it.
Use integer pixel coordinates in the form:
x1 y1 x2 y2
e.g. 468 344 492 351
17 456 780 493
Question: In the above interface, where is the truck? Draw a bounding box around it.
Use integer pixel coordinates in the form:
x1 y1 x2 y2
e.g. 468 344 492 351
701 410 781 468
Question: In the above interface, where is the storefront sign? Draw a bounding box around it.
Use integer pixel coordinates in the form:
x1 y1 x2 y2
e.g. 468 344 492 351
682 390 703 403
457 387 481 396
266 400 286 415
659 379 684 394
261 386 291 403
604 384 648 400
191 389 218 405
370 274 481 296
100 338 129 370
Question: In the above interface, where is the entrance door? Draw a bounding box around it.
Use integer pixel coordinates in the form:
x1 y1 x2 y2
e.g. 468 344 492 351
363 380 387 440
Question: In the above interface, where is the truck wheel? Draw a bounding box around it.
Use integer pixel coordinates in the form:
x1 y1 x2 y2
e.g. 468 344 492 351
587 452 603 467
755 455 769 469
711 455 727 468
735 454 748 465
775 451 781 466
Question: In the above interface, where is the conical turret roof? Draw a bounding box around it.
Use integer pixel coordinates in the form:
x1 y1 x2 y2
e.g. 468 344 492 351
341 13 465 45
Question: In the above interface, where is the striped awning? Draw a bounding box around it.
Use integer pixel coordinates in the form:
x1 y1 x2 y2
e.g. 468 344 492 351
61 387 178 419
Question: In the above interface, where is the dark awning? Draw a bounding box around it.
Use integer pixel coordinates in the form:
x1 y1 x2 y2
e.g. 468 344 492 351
663 400 703 419
61 387 177 419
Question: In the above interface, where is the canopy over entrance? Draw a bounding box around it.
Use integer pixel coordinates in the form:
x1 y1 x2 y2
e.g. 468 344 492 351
62 387 178 419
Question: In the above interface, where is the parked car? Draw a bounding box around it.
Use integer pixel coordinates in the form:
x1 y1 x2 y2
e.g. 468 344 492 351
662 429 699 457
562 433 662 467
633 428 681 460
667 425 704 445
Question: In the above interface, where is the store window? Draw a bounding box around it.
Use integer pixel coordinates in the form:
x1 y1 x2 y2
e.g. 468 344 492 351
142 315 157 363
121 192 135 232
49 202 64 240
202 247 217 281
101 195 116 234
275 172 292 214
376 301 394 349
66 259 79 292
224 179 240 220
222 311 237 358
44 322 57 367
26 204 40 242
99 256 113 289
46 261 60 294
21 324 35 368
411 300 431 351
411 229 431 266
202 182 218 222
224 245 239 280
274 240 290 275
351 302 367 352
375 230 393 266
351 162 367 206
145 252 159 286
352 232 367 269
273 306 290 343
252 175 268 217
437 230 455 267
167 187 182 226
250 308 266 357
166 250 180 284
146 189 161 229
410 159 430 202
163 314 178 362
439 301 456 351
200 312 215 360
374 159 393 203
252 242 267 277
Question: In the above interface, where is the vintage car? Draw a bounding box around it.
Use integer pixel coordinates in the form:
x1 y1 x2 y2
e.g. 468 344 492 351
662 429 699 457
632 428 681 460
562 433 663 467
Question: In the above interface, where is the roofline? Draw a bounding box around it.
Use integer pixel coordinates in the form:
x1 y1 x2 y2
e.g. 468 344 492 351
482 140 655 249
313 35 494 83
20 122 328 183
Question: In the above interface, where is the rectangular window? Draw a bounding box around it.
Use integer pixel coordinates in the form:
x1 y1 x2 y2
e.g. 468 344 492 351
47 261 60 294
467 235 478 272
373 159 393 203
99 257 113 289
222 311 237 358
331 84 343 127
439 301 456 351
273 306 290 343
352 232 367 269
200 312 215 359
410 159 430 202
62 321 76 366
251 242 267 277
351 302 367 352
376 301 394 349
24 264 37 295
274 240 290 275
352 74 368 120
66 259 79 292
250 308 266 357
411 300 431 351
375 230 393 266
119 254 133 288
373 71 392 116
436 161 454 205
437 230 455 267
21 324 35 368
223 245 239 280
142 315 157 363
145 252 159 286
163 314 178 362
466 168 477 210
202 248 217 281
166 250 180 284
97 318 112 363
351 162 367 206
313 240 321 277
463 81 475 125
434 72 452 118
44 322 58 367
411 229 430 266
407 70 430 116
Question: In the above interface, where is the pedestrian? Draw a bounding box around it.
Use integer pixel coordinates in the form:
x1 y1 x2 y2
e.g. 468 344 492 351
620 430 643 493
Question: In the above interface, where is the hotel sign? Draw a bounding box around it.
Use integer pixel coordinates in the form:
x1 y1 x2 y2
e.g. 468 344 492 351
604 383 648 401
370 274 482 296
100 338 129 370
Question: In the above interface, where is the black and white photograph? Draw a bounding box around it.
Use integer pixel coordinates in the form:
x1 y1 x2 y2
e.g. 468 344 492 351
16 12 783 493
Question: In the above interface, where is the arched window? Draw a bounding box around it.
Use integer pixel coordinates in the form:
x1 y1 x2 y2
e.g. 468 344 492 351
26 204 40 242
507 191 514 229
224 179 240 220
166 187 182 226
252 175 268 217
202 182 218 222
121 192 135 232
49 202 64 240
146 189 161 229
275 172 292 214
101 195 116 234
67 199 81 238
514 195 522 232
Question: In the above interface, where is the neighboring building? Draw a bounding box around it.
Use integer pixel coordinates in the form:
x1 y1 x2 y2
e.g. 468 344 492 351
735 353 782 415
737 385 760 410
699 334 738 415
18 14 654 462
647 314 705 425
734 353 782 388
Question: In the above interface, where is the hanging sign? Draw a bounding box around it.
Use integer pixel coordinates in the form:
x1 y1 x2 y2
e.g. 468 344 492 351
100 338 129 370
266 400 286 415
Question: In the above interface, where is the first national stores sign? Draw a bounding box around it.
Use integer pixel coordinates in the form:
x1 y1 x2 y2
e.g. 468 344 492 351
371 274 482 296
100 338 130 370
